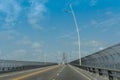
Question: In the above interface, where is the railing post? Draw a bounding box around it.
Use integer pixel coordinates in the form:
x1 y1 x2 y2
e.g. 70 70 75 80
92 68 96 73
98 69 102 75
108 70 113 80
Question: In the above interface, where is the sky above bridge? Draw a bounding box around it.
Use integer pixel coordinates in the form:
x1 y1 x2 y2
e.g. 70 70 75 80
0 0 120 62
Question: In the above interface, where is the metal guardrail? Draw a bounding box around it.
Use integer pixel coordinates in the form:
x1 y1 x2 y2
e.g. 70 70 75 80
70 43 120 80
73 64 120 80
0 60 57 73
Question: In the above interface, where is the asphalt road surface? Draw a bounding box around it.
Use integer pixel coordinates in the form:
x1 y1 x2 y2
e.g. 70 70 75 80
0 65 106 80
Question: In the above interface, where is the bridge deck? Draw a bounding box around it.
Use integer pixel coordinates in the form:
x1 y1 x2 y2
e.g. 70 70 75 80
0 65 106 80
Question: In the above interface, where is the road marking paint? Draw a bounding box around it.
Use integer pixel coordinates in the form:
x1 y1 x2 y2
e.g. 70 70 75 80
57 73 59 76
49 65 65 80
69 65 92 80
0 66 52 78
85 73 97 80
13 65 59 80
59 66 65 73
73 66 98 80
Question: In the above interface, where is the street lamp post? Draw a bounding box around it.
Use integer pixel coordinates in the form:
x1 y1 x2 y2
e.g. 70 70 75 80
68 3 81 66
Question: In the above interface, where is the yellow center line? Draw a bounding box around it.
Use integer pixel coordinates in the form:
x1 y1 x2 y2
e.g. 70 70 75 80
13 65 59 80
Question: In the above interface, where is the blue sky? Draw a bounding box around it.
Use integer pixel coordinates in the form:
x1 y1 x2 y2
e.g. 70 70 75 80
0 0 120 62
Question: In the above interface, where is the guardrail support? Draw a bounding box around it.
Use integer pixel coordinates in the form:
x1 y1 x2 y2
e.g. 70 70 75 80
108 70 113 80
98 69 103 75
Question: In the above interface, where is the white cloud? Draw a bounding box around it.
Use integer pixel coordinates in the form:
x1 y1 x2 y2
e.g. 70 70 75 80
80 40 109 56
59 34 72 39
15 37 43 53
34 49 42 53
58 32 77 40
0 31 14 40
91 20 97 25
28 0 47 29
0 30 20 42
82 14 120 32
32 42 42 49
13 49 27 55
15 37 32 45
96 14 120 28
32 42 43 54
16 37 42 48
72 41 78 46
51 27 57 30
0 0 21 29
101 28 108 32
105 11 113 15
0 0 47 30
0 32 44 60
59 40 108 57
2 49 27 60
90 0 97 6
71 0 80 5
82 40 106 47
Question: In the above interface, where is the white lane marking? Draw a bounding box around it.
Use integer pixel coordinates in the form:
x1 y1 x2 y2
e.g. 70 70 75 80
85 73 97 80
69 65 92 80
57 73 59 76
74 67 97 80
57 65 65 74
50 65 66 80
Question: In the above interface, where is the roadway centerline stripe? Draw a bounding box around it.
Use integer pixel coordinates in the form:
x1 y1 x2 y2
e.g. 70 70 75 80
57 73 59 76
13 65 59 80
69 65 92 80
0 66 52 78
49 65 65 80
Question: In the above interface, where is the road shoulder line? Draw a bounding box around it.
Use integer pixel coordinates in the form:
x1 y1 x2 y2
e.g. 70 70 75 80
69 65 92 80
